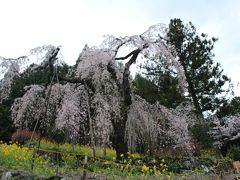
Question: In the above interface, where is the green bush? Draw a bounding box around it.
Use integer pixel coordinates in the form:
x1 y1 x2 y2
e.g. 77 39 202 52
199 148 222 159
226 145 240 161
189 123 213 148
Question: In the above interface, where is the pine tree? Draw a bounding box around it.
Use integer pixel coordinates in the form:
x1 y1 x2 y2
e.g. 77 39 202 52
167 18 232 115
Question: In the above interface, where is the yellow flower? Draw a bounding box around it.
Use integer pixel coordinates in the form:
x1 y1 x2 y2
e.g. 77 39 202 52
141 165 149 172
167 175 171 180
137 159 142 164
161 159 165 163
103 161 109 165
120 154 124 157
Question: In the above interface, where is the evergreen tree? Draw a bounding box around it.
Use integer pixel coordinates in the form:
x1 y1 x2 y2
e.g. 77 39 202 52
7 63 70 104
0 62 70 141
217 96 240 118
134 73 183 108
167 18 232 115
134 74 159 104
0 105 14 142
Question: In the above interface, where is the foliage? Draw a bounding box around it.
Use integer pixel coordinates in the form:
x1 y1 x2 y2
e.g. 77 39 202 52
0 60 19 141
0 48 70 142
8 63 70 103
9 67 48 102
0 58 22 104
37 139 116 160
199 148 223 160
0 105 14 142
189 122 213 148
217 96 240 118
133 73 184 108
167 18 232 114
133 74 160 104
226 145 240 161
0 141 168 178
0 141 55 177
0 140 235 178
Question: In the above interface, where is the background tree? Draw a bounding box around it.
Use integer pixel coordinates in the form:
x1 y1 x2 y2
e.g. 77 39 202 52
189 122 213 148
0 47 70 141
0 105 14 142
217 96 240 118
136 59 184 108
167 18 232 116
133 74 160 104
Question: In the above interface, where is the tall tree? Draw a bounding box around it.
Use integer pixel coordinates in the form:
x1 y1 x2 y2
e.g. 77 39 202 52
167 18 232 115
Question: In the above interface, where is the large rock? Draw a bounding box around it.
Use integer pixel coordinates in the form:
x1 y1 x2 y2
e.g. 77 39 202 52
0 168 36 180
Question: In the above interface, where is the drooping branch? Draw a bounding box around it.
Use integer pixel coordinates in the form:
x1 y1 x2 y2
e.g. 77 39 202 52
107 63 121 90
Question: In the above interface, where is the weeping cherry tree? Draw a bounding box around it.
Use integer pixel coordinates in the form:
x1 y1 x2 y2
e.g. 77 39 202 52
10 24 193 160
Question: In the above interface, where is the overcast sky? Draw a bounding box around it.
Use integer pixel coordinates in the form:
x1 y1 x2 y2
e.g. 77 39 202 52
0 0 239 95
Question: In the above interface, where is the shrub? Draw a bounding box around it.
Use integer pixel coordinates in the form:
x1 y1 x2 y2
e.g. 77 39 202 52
11 129 41 145
189 123 213 148
226 145 240 161
199 148 222 159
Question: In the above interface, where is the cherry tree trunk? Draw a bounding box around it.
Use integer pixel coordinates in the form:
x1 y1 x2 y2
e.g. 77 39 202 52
112 106 129 160
113 49 141 160
113 126 128 160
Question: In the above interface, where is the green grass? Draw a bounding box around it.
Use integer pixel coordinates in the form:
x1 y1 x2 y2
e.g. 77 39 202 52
36 139 116 160
0 140 235 179
0 140 168 178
